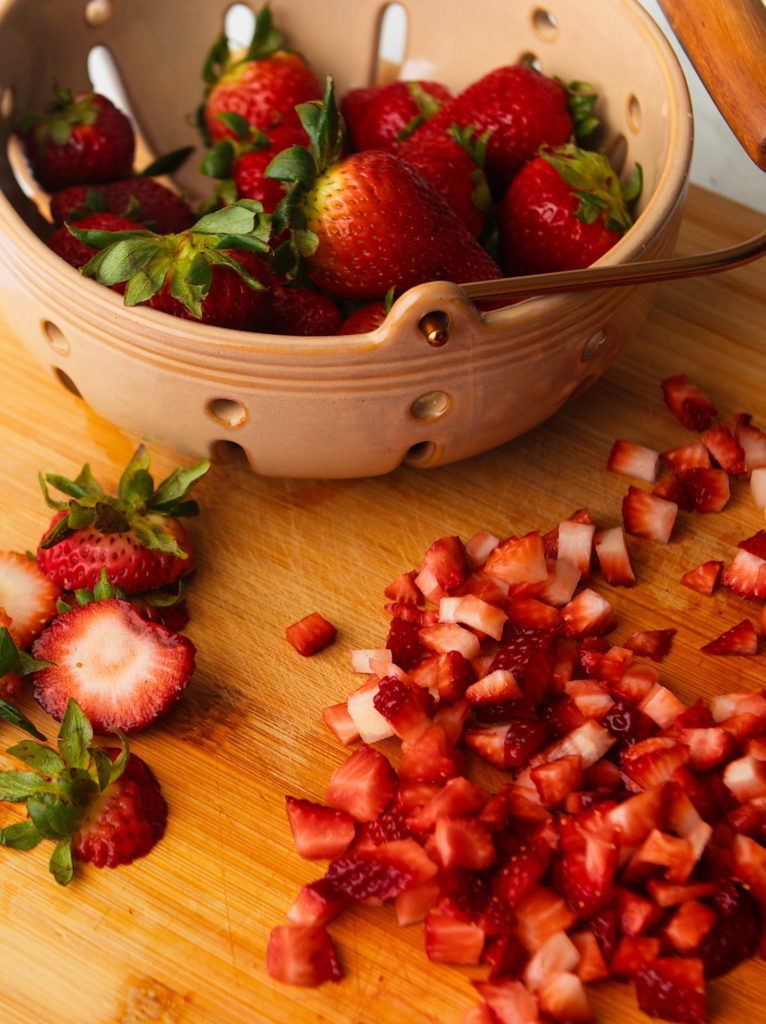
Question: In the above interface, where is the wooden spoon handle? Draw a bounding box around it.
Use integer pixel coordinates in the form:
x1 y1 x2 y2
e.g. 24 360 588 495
657 0 766 170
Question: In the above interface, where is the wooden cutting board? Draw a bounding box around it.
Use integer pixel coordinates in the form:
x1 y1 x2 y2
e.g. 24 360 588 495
1 183 766 1024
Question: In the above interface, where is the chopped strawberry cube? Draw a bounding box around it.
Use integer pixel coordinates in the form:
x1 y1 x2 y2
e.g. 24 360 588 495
680 559 723 595
721 548 766 600
285 611 337 656
465 667 522 705
610 934 662 979
530 754 583 806
537 971 594 1023
321 702 360 745
325 743 397 821
373 674 434 743
679 466 731 512
661 440 712 475
398 723 462 784
384 570 422 603
702 423 746 473
523 929 580 990
561 588 617 638
622 486 678 543
665 899 717 954
472 978 540 1024
286 878 351 927
734 412 766 470
701 619 758 655
635 956 707 1024
623 628 676 662
607 439 660 482
439 593 507 640
424 911 485 964
415 535 470 601
555 520 595 580
483 531 548 587
594 526 636 586
419 621 482 660
514 884 579 952
638 682 687 728
285 796 356 860
661 373 717 431
570 929 610 983
266 923 342 986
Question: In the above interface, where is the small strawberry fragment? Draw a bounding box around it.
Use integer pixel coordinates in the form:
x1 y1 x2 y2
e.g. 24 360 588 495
325 744 397 821
593 526 636 586
635 956 706 1024
623 628 676 662
701 619 758 656
0 551 61 649
622 486 678 544
661 374 717 431
424 912 485 964
680 560 723 596
679 467 731 513
285 797 356 860
701 424 746 474
286 611 337 655
266 924 342 986
607 439 660 482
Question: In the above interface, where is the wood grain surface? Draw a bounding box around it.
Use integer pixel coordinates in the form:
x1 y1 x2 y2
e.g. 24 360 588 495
1 183 766 1024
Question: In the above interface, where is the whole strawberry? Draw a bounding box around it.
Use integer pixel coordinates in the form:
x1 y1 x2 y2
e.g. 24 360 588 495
498 143 642 274
0 699 167 883
341 79 452 153
36 444 209 595
411 64 596 194
267 78 501 300
269 280 342 336
199 3 321 143
21 85 135 192
67 200 274 330
50 177 194 234
47 211 144 270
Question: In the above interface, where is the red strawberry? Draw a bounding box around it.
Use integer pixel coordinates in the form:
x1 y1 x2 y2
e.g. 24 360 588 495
21 85 134 192
680 560 723 595
498 144 640 274
30 598 196 732
269 280 342 336
342 80 452 153
635 957 706 1024
200 5 321 143
266 924 342 986
622 486 678 544
678 466 731 513
607 439 660 482
284 796 356 860
47 211 144 270
50 177 194 234
69 201 274 331
700 619 759 656
266 79 501 300
285 611 338 655
0 701 165 883
0 551 61 649
661 374 717 431
36 445 208 595
411 64 592 194
337 300 388 335
325 744 397 822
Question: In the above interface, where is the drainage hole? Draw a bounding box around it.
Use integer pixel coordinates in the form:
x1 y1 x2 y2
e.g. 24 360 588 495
410 391 451 422
44 321 70 355
207 397 248 427
53 367 82 397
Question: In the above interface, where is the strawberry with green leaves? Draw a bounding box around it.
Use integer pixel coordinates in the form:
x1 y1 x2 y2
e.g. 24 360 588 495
36 445 209 596
50 177 194 235
66 200 274 330
0 697 166 884
498 143 642 274
267 78 501 300
21 84 135 192
341 79 453 153
199 3 321 144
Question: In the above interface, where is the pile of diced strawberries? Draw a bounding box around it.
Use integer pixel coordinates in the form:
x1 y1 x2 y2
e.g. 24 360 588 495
272 375 766 1024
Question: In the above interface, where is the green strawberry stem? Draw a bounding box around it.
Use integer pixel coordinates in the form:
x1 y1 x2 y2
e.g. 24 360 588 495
21 84 101 149
565 81 600 141
0 698 129 884
38 444 210 558
540 143 642 232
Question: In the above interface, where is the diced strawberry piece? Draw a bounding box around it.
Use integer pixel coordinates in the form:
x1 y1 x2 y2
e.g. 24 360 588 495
630 829 697 884
463 723 509 769
493 838 551 907
617 885 664 936
483 531 548 587
325 744 397 821
433 697 471 746
415 536 470 600
695 876 760 978
661 373 717 431
622 486 678 543
386 615 426 670
372 674 434 743
530 754 583 806
722 548 766 600
701 619 759 655
398 723 462 784
680 559 724 595
653 474 694 510
665 899 717 954
565 679 614 721
680 466 731 513
621 737 689 792
523 930 580 990
323 850 414 903
552 810 619 918
594 526 636 586
286 878 351 926
607 439 660 482
724 753 766 802
561 588 617 638
639 682 687 728
732 832 766 902
482 932 528 977
472 979 540 1024
610 661 660 703
739 529 766 559
439 594 507 640
752 466 766 509
438 865 515 937
635 956 706 1024
395 878 440 925
514 884 579 952
503 717 553 768
532 720 616 772
555 520 596 580
350 647 394 673
410 649 476 702
285 611 337 655
345 678 395 743
710 690 766 721
662 440 712 475
266 924 342 986
419 621 482 660
357 809 412 848
701 423 746 473
432 815 497 871
537 971 594 1023
570 929 610 983
506 596 561 630
645 878 717 908
424 911 485 964
406 776 488 832
605 784 667 848
384 570 422 603
623 628 676 662
465 529 501 568
537 557 582 607
676 726 738 771
734 412 766 470
610 934 662 979
466 668 523 705
321 702 360 745
285 797 356 860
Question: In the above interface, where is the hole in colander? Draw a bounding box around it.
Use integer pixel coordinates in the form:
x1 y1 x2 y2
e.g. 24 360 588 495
224 3 256 48
606 133 628 176
374 3 407 83
211 439 249 465
207 398 248 428
518 51 543 73
53 368 82 398
43 321 70 356
627 94 642 133
531 8 559 41
84 0 114 27
0 86 14 120
410 391 451 422
404 441 439 468
87 45 133 115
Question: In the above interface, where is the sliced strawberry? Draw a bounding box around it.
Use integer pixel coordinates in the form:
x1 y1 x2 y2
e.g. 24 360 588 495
432 816 497 871
372 674 434 742
570 929 610 983
418 621 482 661
638 683 687 729
664 899 717 954
424 911 485 964
439 594 507 640
325 743 397 821
286 611 337 655
622 486 678 543
0 551 61 649
593 526 636 586
701 423 746 473
616 885 664 937
661 374 717 431
472 978 540 1024
503 717 553 768
483 532 548 587
530 754 583 806
701 619 758 656
506 596 561 630
635 956 706 1024
414 536 469 601
607 439 660 482
30 598 195 733
266 924 342 986
623 628 676 662
675 726 738 772
554 520 595 580
661 440 712 475
679 466 731 513
285 796 356 860
620 737 689 792
721 548 766 599
552 810 619 918
680 560 723 596
465 668 522 706
561 588 617 638
492 838 551 907
514 884 579 951
285 878 351 927
398 723 462 784
604 784 667 848
536 970 594 1024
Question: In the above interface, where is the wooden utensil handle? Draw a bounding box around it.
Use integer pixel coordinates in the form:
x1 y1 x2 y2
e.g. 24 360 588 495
657 0 766 170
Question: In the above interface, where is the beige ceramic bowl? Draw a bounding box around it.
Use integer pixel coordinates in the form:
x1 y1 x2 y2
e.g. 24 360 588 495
0 0 692 478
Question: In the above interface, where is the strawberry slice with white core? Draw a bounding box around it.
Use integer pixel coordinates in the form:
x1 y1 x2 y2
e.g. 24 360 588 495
266 924 342 986
750 466 766 508
593 526 636 586
680 560 723 595
701 619 758 655
661 374 717 431
0 551 61 649
483 531 548 586
553 520 595 580
734 413 766 470
622 486 678 543
661 440 711 475
607 439 660 483
438 595 506 640
30 598 195 732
